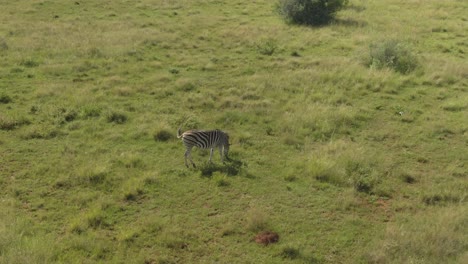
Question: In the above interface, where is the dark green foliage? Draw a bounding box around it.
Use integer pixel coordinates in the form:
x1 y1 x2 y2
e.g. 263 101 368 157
277 0 348 26
367 40 419 74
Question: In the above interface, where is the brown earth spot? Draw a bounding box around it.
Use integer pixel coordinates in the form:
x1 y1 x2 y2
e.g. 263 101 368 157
254 231 279 245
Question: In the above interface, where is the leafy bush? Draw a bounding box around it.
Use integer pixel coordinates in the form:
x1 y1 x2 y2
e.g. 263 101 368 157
277 0 348 26
366 40 419 74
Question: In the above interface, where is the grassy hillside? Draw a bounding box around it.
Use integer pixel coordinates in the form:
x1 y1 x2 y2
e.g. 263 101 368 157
1 0 467 263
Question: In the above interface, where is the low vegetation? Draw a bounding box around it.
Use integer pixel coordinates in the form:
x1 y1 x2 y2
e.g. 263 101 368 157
1 0 466 263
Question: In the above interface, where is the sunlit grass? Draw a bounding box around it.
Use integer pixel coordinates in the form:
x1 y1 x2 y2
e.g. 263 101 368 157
0 0 467 263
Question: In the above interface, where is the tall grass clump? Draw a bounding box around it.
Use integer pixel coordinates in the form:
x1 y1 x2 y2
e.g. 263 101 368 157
277 0 348 26
365 40 419 74
106 110 128 124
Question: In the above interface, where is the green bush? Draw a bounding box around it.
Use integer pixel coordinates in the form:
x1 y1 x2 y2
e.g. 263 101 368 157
366 40 419 74
277 0 348 26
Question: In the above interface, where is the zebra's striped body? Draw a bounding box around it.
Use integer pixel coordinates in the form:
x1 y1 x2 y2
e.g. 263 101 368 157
177 128 230 168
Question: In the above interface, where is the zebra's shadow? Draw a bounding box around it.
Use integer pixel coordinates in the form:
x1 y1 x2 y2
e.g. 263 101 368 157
198 157 247 178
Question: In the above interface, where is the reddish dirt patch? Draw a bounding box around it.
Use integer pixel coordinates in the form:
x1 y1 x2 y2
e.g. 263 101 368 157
254 231 279 245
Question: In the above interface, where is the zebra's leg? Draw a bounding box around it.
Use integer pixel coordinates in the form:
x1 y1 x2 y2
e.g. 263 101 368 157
184 149 190 168
219 146 224 163
209 148 214 163
185 147 196 168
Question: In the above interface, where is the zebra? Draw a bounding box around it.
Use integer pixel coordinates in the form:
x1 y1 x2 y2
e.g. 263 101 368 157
177 128 230 168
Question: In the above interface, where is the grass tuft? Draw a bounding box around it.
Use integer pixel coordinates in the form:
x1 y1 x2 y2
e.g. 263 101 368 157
246 208 269 232
0 94 12 104
0 115 30 130
365 39 419 74
106 111 128 124
154 129 173 142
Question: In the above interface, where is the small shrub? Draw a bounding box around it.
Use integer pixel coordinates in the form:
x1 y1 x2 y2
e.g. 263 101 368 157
366 40 419 74
278 0 348 26
154 129 173 142
257 39 277 56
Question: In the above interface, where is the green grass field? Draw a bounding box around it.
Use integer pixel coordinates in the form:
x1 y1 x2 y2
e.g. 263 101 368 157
1 0 467 263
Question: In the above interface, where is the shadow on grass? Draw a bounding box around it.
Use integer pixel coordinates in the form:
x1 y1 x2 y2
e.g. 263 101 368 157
198 157 248 178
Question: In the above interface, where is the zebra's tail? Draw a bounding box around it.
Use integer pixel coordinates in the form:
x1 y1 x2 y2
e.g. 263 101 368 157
177 127 183 138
